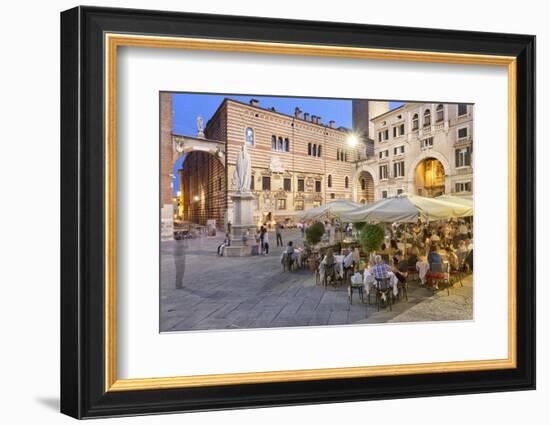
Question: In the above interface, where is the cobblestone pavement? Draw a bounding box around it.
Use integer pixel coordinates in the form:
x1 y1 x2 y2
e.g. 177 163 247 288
160 229 473 332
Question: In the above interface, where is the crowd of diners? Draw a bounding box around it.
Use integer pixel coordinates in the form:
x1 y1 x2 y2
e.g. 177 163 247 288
279 217 474 293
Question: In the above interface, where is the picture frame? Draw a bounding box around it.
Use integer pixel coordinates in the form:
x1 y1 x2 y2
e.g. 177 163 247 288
60 5 535 419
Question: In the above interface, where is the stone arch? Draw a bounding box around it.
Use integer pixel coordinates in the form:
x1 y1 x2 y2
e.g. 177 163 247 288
354 169 376 204
407 149 452 196
179 151 227 227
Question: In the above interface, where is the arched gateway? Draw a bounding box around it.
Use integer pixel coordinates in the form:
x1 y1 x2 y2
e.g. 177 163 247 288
172 134 227 227
408 151 451 197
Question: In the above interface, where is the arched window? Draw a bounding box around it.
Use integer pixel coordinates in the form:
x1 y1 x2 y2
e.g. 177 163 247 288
284 138 289 152
344 151 348 162
271 135 277 150
278 137 283 151
312 144 317 156
412 114 419 130
436 104 444 122
317 145 322 157
245 127 254 146
423 109 431 127
345 176 349 189
361 178 366 190
336 149 340 161
328 175 332 188
308 143 312 155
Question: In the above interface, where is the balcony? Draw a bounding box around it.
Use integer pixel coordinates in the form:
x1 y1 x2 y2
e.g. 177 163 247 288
454 136 472 147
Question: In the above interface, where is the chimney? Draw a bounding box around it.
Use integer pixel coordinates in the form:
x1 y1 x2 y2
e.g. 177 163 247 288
249 98 259 106
311 114 316 123
316 116 322 125
294 107 302 119
329 120 335 128
304 112 310 121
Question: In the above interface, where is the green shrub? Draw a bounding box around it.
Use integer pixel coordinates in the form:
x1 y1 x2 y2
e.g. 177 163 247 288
353 222 366 232
359 223 385 254
305 222 325 245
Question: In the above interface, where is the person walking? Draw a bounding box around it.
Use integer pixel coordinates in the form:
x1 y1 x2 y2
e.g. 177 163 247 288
263 230 270 255
276 223 283 247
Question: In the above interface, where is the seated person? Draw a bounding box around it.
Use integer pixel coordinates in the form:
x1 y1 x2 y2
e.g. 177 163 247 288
416 255 429 285
343 248 354 269
445 246 459 271
372 255 392 280
427 244 442 270
392 252 409 284
323 248 336 266
285 240 295 255
217 233 231 256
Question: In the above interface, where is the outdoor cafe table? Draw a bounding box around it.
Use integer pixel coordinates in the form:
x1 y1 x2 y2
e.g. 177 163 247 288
362 268 399 297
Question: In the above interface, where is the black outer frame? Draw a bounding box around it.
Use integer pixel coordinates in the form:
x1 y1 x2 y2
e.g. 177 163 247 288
60 6 536 419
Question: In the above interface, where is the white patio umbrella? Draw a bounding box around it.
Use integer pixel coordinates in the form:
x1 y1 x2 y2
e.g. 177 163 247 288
339 193 473 224
436 194 474 207
297 199 362 221
339 193 473 260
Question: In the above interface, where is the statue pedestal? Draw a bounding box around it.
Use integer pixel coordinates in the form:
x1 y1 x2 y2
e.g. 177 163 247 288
225 191 256 257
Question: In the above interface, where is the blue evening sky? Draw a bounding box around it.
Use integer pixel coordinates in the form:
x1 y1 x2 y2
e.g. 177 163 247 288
170 92 403 194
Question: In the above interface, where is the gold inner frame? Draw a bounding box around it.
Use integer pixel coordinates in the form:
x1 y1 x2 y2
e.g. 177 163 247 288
104 33 517 392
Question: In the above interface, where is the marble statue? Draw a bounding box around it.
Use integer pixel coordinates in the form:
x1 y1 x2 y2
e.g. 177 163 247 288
233 145 251 193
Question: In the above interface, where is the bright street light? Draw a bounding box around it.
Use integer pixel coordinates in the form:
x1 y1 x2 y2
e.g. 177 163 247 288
346 133 360 147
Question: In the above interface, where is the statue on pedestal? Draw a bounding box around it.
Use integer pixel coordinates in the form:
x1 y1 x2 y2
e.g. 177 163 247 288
233 145 251 193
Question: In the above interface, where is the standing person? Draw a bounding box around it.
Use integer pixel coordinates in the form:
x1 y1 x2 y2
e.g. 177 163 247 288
263 230 270 255
325 221 332 242
276 223 283 247
299 221 305 238
259 226 266 254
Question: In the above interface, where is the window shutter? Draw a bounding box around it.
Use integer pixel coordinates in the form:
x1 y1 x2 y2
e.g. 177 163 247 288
465 147 471 166
455 149 459 167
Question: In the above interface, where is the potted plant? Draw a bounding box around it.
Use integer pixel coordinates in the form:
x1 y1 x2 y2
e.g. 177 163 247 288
359 223 385 265
305 222 325 271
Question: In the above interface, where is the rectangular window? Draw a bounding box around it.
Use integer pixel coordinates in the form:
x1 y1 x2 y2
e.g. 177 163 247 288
458 127 468 139
455 147 472 167
397 189 403 195
399 123 405 135
458 103 468 116
384 129 389 140
393 127 397 138
313 200 321 208
250 176 255 191
315 180 322 193
297 179 305 192
262 176 271 191
378 132 382 142
283 178 291 192
421 137 434 149
382 190 388 198
276 199 286 210
294 199 304 211
393 161 405 178
394 145 405 155
379 165 388 180
455 182 472 193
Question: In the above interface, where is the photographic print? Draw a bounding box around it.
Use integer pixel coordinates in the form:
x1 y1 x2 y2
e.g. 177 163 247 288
160 93 474 332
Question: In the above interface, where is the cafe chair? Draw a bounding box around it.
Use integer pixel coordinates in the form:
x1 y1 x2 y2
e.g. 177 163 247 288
374 277 392 312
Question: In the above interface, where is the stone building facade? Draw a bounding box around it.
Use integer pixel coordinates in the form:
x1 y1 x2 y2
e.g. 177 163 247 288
175 97 388 227
353 102 474 201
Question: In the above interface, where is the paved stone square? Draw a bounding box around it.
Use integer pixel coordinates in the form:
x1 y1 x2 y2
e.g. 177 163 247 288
160 228 472 332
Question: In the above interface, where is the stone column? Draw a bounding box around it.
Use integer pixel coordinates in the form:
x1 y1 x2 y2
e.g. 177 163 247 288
178 169 184 218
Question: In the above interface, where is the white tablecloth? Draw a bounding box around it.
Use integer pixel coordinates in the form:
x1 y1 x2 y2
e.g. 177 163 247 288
363 268 399 296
